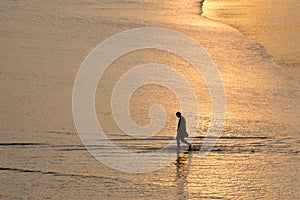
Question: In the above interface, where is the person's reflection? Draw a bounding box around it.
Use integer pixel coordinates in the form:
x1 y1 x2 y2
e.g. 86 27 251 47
175 152 191 199
176 153 188 178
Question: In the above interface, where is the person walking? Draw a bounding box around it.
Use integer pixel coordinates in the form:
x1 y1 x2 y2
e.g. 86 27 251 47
176 112 191 152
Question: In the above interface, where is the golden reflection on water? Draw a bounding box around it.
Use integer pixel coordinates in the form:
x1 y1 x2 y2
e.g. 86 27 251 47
175 153 259 199
166 136 299 199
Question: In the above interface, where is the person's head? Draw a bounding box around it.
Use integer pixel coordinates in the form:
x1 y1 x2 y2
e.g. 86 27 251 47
176 112 181 118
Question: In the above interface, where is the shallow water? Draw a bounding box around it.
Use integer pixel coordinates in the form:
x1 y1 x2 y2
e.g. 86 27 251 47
1 130 299 199
1 0 299 199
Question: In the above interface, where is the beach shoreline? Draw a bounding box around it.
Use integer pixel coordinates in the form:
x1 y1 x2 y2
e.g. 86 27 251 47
201 0 300 80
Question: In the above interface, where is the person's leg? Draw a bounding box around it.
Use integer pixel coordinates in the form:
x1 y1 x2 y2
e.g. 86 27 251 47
180 137 189 145
181 137 191 150
177 138 181 148
176 138 180 156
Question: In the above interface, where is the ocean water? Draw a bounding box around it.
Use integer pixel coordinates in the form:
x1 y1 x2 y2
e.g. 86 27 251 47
1 0 299 199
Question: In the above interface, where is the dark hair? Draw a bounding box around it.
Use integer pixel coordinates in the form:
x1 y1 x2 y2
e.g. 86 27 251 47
176 112 181 118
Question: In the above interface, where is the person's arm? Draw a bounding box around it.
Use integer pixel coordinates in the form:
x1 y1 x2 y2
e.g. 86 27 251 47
177 117 181 131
